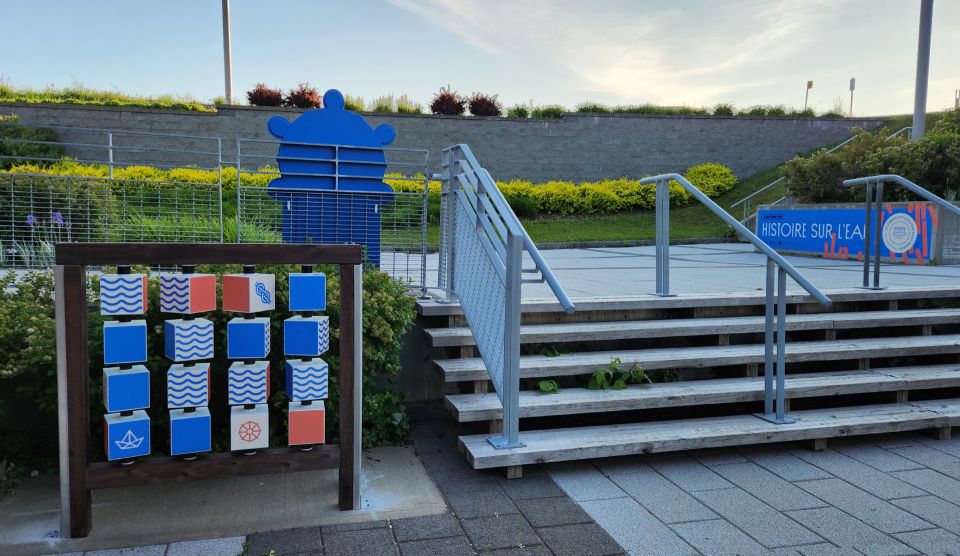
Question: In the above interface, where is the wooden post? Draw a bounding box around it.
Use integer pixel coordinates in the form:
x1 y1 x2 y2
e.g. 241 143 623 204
56 265 91 538
339 263 361 511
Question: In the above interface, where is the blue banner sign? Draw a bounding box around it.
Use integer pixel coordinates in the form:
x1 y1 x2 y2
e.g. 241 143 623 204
756 204 936 264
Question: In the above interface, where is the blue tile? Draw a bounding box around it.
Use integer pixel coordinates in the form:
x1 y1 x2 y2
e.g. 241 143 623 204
164 318 214 362
103 320 147 365
289 273 327 312
103 365 150 413
104 411 150 461
170 408 211 455
226 317 270 359
285 359 329 401
283 316 329 357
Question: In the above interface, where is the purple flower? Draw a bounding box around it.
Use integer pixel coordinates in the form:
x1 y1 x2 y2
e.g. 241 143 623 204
51 212 64 225
25 214 36 225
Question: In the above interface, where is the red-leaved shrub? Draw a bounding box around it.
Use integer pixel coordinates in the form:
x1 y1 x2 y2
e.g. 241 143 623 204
247 83 283 107
284 83 321 109
469 93 502 117
430 86 466 115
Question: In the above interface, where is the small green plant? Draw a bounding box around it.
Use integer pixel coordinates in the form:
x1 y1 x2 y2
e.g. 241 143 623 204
535 344 563 357
0 459 18 494
531 105 566 119
343 94 365 112
713 103 735 116
396 95 422 114
589 357 652 390
538 379 561 393
507 104 530 118
576 102 610 113
372 95 395 112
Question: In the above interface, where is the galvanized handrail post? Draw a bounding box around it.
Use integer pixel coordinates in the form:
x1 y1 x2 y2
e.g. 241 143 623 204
418 171 430 299
441 148 459 302
862 180 874 288
107 131 114 180
860 179 885 290
489 230 524 449
235 139 242 243
763 259 775 416
654 178 673 296
775 266 790 422
873 182 884 289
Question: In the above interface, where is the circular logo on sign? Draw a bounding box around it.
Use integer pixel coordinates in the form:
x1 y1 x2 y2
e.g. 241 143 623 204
882 213 918 254
238 421 262 442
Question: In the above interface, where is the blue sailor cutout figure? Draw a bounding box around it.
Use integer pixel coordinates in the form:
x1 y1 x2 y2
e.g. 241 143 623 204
267 88 396 266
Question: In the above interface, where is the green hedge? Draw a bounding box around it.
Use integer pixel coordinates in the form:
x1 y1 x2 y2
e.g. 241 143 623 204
0 121 62 169
783 111 960 203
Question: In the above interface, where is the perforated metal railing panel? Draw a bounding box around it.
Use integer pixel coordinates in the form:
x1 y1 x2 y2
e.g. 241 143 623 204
452 190 507 401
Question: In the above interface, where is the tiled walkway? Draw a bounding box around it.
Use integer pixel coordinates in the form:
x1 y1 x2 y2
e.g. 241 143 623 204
548 432 960 555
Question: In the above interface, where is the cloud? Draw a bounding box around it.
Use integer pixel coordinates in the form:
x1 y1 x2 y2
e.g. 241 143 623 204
388 0 829 105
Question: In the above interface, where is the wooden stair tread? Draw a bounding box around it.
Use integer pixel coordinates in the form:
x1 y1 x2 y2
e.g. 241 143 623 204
459 400 960 468
445 364 960 421
418 285 960 316
438 334 960 382
426 308 960 347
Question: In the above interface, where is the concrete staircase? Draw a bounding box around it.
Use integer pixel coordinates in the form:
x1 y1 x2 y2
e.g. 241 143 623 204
418 286 960 471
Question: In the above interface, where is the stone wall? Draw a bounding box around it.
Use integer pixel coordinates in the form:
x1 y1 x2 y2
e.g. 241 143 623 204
1 102 886 181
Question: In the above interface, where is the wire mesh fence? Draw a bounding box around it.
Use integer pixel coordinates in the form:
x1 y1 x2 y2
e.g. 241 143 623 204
1 174 222 268
0 123 436 291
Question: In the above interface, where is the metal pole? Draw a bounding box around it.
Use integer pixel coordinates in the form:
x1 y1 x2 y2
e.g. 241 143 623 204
849 89 854 117
912 0 934 139
107 131 114 180
873 182 884 288
775 267 791 423
763 259 775 416
490 231 524 449
862 181 873 288
654 179 671 296
222 0 233 105
443 149 459 302
419 172 429 299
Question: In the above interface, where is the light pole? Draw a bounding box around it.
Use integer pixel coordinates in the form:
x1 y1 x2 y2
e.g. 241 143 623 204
912 0 933 139
804 80 813 111
222 0 233 105
849 78 856 117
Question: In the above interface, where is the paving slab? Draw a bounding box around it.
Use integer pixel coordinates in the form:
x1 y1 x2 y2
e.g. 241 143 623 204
165 537 246 556
692 487 823 548
83 547 167 556
831 443 925 473
460 514 540 551
547 463 626 502
670 519 769 556
514 496 592 528
890 468 960 506
390 513 463 543
577 496 695 556
741 451 833 482
918 437 960 458
535 523 625 556
246 526 323 555
445 488 518 519
785 507 916 555
794 478 930 534
889 444 960 479
647 457 733 492
323 526 399 556
709 462 827 512
396 535 475 556
495 472 565 501
790 449 926 499
0 447 445 556
891 495 960 535
601 464 717 524
771 543 848 555
894 528 960 556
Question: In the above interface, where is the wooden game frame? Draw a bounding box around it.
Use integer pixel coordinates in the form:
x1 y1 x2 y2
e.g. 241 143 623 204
54 243 363 538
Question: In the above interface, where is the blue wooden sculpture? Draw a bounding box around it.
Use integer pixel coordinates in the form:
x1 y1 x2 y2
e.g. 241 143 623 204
267 89 396 266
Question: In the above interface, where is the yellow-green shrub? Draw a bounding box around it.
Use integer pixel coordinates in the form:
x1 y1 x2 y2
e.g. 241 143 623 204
683 163 738 197
2 162 736 216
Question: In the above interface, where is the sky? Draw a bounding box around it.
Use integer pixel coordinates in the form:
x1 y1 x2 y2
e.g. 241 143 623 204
2 0 958 116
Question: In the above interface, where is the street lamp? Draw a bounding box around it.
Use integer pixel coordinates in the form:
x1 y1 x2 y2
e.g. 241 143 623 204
849 78 856 117
912 0 933 139
222 0 233 106
804 80 813 111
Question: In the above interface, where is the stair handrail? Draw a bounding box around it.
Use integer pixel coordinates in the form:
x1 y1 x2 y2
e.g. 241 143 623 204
641 172 831 424
842 174 960 289
641 173 831 306
438 143 575 450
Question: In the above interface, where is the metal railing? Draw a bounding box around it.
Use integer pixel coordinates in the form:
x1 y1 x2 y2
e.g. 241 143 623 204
731 127 913 221
842 174 960 289
439 144 573 449
642 173 831 424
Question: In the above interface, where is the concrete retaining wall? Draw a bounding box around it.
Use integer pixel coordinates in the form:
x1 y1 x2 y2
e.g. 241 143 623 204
1 102 886 182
